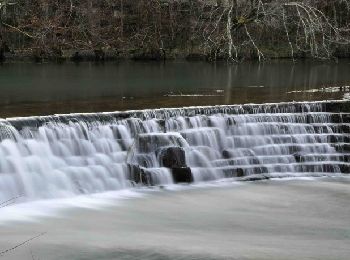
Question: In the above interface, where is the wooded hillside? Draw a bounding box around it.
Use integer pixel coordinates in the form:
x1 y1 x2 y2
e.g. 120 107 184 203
0 0 349 61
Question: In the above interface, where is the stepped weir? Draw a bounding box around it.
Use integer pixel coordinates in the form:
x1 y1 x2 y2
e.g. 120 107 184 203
0 101 349 202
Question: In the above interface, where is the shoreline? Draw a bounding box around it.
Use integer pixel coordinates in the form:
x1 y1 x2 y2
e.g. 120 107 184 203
1 55 349 64
0 49 350 65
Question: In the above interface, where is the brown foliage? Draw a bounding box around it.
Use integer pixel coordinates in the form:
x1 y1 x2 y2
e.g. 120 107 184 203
0 0 349 61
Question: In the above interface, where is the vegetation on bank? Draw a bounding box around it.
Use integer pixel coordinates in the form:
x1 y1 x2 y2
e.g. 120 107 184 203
0 0 349 62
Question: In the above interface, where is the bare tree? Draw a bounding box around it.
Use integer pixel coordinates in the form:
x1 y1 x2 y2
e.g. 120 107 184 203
0 0 349 61
194 0 350 61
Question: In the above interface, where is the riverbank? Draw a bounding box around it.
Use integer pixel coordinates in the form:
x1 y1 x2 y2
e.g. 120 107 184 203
1 1 350 63
1 178 350 260
2 49 350 63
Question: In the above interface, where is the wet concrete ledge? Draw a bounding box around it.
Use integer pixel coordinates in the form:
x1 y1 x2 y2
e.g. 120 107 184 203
2 100 350 131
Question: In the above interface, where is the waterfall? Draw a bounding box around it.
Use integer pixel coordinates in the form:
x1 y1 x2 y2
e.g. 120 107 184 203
0 101 349 202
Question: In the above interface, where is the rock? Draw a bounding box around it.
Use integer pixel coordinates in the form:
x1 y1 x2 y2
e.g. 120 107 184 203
0 41 10 62
222 150 233 159
330 114 343 124
127 164 150 185
70 50 106 62
222 149 254 159
242 174 270 182
132 153 156 168
323 102 342 113
94 49 105 61
293 152 307 163
158 147 187 168
172 167 193 183
71 51 83 62
334 143 350 153
186 53 207 61
341 114 350 124
131 48 166 61
340 164 350 174
341 125 350 134
222 168 245 178
236 168 244 177
137 133 187 153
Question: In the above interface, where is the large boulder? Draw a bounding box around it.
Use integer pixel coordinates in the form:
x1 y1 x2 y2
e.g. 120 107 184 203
158 147 187 168
171 167 193 183
137 133 187 153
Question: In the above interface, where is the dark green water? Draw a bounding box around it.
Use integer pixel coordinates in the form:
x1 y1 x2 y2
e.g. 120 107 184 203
0 60 350 117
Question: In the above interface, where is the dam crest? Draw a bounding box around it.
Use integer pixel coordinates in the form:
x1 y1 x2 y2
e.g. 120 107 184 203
0 100 349 202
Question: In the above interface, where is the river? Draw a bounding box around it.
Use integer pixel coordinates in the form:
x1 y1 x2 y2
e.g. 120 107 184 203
0 60 350 117
1 61 350 260
1 178 350 260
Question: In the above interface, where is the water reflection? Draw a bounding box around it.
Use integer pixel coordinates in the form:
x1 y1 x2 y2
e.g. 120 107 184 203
0 60 349 117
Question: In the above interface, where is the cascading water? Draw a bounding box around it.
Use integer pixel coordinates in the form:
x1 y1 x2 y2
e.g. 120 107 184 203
0 101 349 202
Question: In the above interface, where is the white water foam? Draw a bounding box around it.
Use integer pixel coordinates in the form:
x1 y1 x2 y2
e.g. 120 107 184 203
0 101 349 208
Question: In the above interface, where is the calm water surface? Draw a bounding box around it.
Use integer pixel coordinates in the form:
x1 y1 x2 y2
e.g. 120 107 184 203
0 60 350 117
1 179 350 260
